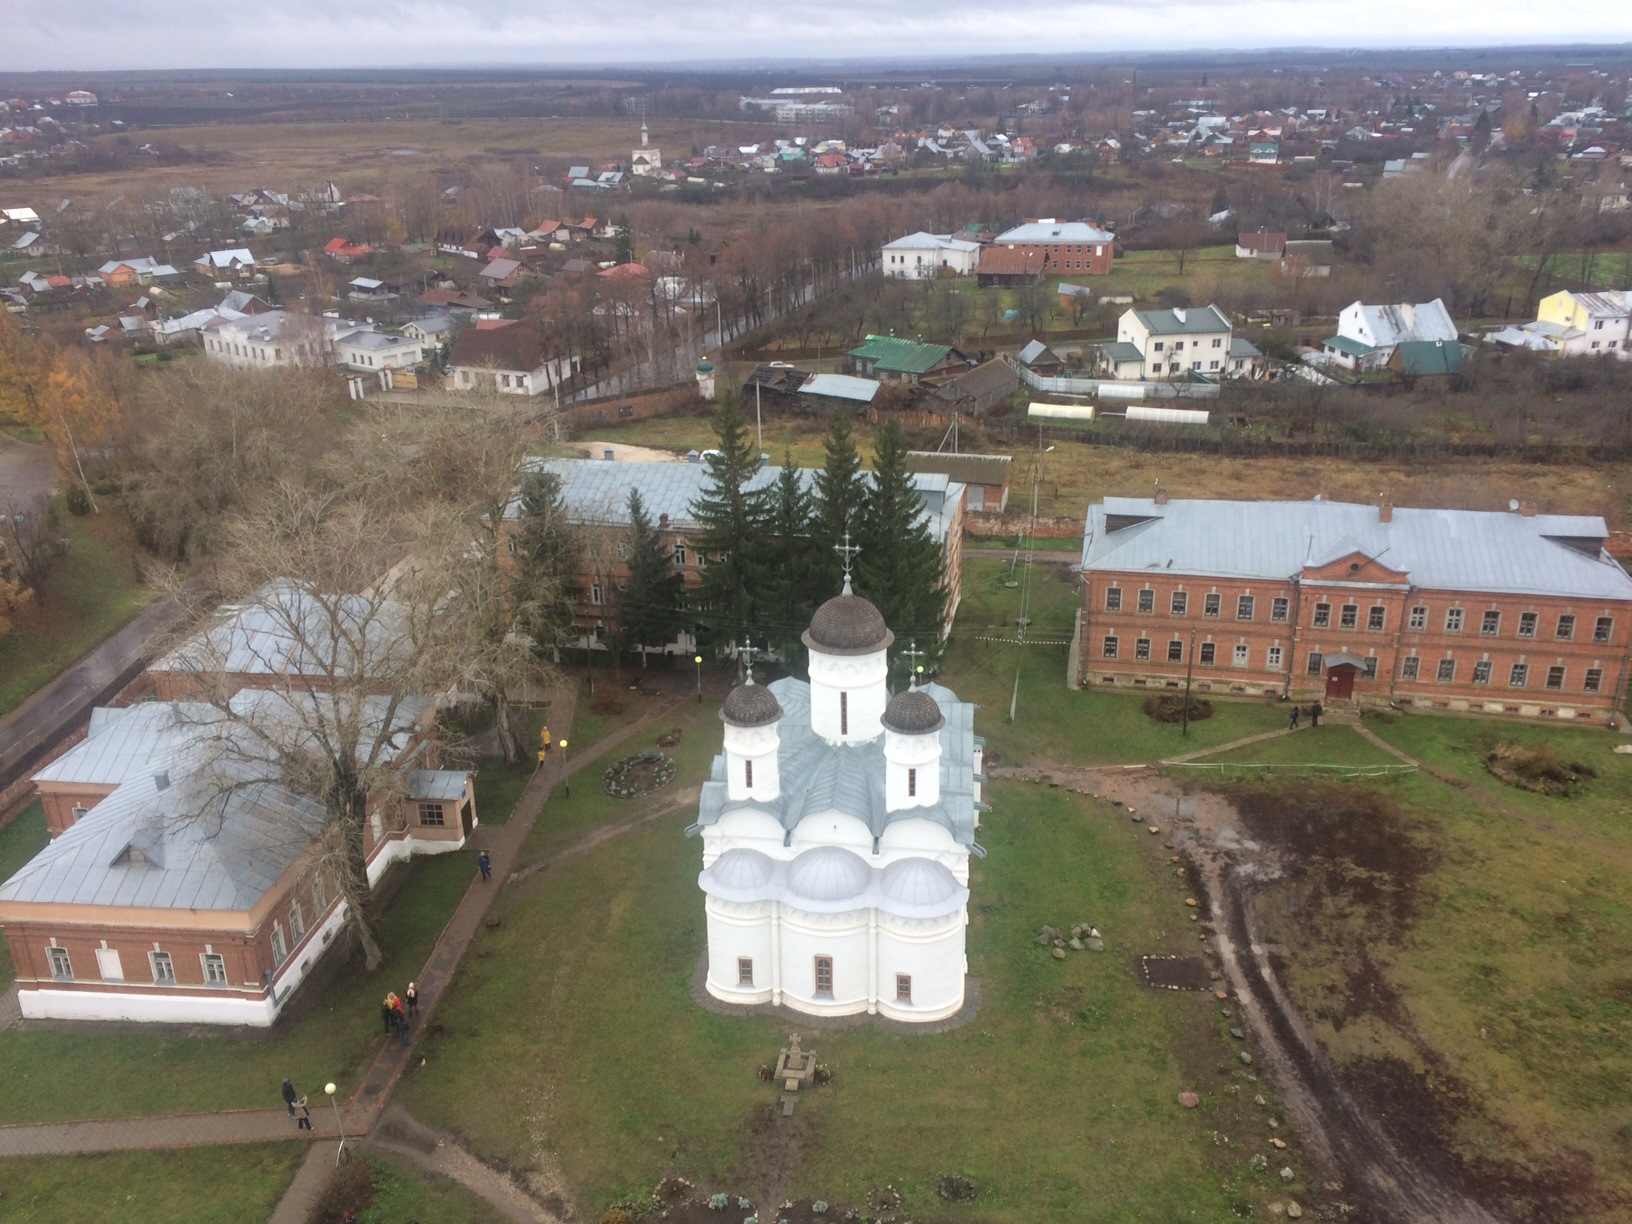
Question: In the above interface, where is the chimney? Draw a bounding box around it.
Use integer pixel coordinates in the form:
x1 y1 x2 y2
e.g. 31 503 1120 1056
153 771 170 792
603 447 615 461
659 512 670 528
1154 487 1169 505
1172 307 1186 323
1521 501 1538 517
1379 503 1392 523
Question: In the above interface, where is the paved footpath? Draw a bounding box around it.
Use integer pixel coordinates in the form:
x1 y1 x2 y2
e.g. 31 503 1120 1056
0 684 695 1163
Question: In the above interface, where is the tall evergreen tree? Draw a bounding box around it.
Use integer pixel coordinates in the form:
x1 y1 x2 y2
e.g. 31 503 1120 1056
509 469 584 657
811 410 866 597
763 451 819 662
617 489 684 665
690 398 769 648
856 417 947 663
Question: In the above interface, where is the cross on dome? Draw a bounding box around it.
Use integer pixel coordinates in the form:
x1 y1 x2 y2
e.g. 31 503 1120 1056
834 530 861 595
900 640 926 687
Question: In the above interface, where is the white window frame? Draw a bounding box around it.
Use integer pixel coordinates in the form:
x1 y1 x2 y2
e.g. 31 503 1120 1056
271 921 289 966
1400 655 1420 680
95 947 124 982
149 950 176 985
1266 645 1283 670
1232 643 1250 668
48 946 73 980
202 952 229 987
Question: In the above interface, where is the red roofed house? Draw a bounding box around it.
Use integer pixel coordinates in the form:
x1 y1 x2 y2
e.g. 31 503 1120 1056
323 237 373 264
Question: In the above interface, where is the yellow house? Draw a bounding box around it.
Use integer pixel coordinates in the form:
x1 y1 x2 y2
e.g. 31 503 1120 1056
1532 290 1630 357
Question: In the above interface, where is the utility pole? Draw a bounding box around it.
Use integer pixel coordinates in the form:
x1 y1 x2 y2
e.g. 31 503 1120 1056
756 377 763 453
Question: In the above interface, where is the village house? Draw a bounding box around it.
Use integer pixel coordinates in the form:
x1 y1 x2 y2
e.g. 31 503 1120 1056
847 335 970 386
512 456 966 654
1234 230 1286 260
905 452 1011 514
1489 290 1631 359
97 257 177 287
322 237 373 264
880 232 981 280
1115 305 1235 380
1320 299 1459 371
1076 494 1632 724
447 323 576 396
1280 239 1334 278
923 359 1019 417
335 329 425 372
193 248 258 280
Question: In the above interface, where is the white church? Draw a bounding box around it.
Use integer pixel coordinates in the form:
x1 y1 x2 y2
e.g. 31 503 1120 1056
690 580 986 1023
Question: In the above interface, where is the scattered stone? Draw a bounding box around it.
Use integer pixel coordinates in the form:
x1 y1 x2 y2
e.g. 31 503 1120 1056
1268 1118 1279 1129
1068 938 1084 951
1272 1137 1288 1150
1052 947 1066 960
1220 1008 1232 1017
1178 1092 1201 1109
1089 927 1100 938
1247 1075 1258 1083
1033 934 1051 947
1130 812 1142 822
1054 938 1066 949
1112 799 1124 807
1230 1027 1244 1039
1147 825 1160 835
1128 808 1137 815
1086 937 1104 952
1280 1167 1296 1183
1170 855 1181 863
1286 1202 1303 1219
1185 897 1199 907
1254 1094 1266 1107
1240 1051 1254 1065
485 917 501 929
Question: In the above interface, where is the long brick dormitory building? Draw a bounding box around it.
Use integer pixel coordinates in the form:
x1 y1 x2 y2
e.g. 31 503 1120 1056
1075 494 1632 724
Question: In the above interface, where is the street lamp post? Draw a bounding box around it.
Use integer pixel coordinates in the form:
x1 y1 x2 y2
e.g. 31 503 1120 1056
324 1081 346 1164
1181 629 1198 738
694 654 703 702
558 739 569 797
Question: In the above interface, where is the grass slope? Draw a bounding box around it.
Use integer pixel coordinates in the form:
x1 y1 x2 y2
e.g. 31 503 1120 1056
0 1144 306 1224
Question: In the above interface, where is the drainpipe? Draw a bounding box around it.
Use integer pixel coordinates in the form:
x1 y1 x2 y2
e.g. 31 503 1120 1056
1387 585 1417 707
1283 577 1302 699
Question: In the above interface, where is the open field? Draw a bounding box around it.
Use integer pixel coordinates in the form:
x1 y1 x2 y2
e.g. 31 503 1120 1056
0 501 158 718
569 411 1632 530
1155 714 1632 1221
0 1143 307 1224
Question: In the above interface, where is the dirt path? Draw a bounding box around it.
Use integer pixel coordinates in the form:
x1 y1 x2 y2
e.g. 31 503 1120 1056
990 762 1506 1223
368 1106 561 1223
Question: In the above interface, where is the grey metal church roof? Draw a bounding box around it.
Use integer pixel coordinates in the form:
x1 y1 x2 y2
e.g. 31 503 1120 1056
1081 497 1632 601
695 678 980 847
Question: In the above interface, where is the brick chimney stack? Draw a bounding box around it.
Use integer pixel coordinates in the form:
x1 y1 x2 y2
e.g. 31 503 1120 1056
1379 503 1393 523
1154 487 1169 505
1521 501 1538 517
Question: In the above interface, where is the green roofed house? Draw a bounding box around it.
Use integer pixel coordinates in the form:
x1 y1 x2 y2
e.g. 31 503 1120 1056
1389 339 1465 377
847 334 970 385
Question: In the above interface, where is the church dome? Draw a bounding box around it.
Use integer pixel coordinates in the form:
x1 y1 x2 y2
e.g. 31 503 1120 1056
706 848 775 890
720 681 782 728
880 857 961 907
785 845 871 903
802 592 894 656
882 688 945 735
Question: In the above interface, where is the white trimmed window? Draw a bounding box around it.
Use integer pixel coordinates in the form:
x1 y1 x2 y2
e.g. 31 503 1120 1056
271 922 289 966
814 955 834 996
1472 661 1492 684
737 957 754 986
1510 663 1529 687
150 951 176 985
1266 646 1283 670
1232 644 1249 668
896 973 912 1003
1518 612 1537 638
1400 655 1420 680
1436 658 1457 682
1409 605 1427 630
1584 668 1604 692
417 802 445 827
48 946 73 980
202 953 228 986
1271 597 1289 622
95 947 124 981
1104 587 1122 611
1444 609 1463 633
1137 588 1155 613
289 901 306 942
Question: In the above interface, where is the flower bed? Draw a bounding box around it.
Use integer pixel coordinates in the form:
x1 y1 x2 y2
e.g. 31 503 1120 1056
601 750 678 799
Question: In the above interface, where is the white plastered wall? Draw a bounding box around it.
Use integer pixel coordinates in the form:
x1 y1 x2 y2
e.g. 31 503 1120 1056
807 648 888 744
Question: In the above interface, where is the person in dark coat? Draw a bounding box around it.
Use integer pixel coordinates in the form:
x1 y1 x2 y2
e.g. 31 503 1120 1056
381 996 395 1034
395 1007 411 1046
1288 705 1300 730
1311 701 1323 727
404 981 419 1019
478 849 492 881
281 1077 299 1117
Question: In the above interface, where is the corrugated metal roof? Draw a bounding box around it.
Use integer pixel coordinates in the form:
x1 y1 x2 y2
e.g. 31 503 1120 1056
1132 305 1231 335
906 451 1011 488
847 335 955 375
407 769 470 802
695 679 980 845
995 220 1114 243
1082 497 1632 600
801 373 879 402
33 703 213 786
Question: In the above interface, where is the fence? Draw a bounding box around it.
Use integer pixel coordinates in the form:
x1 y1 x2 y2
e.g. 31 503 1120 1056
1014 362 1220 400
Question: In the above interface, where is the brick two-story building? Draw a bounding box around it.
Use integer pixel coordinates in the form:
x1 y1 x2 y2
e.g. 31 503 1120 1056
977 219 1116 285
1076 495 1632 723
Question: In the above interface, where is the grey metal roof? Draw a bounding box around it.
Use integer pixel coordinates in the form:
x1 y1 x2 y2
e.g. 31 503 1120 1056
406 769 470 802
1229 337 1263 358
520 459 961 547
800 373 879 403
1081 497 1632 601
695 678 980 846
33 703 213 786
996 220 1114 243
1017 339 1048 364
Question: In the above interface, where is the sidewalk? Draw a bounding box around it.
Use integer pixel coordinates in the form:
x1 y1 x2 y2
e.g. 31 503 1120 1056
0 684 696 1161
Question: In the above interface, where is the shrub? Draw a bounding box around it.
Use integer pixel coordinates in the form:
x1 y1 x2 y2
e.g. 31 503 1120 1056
307 1158 376 1223
1143 693 1214 724
938 1173 978 1201
1485 741 1597 797
599 1211 634 1224
65 485 92 516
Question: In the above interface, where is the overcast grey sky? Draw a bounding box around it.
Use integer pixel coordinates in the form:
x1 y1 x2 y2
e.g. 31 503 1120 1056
6 2 1632 73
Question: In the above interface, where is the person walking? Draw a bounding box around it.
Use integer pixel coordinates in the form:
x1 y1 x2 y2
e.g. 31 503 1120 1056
478 849 492 882
395 1006 411 1046
380 995 396 1034
1311 700 1323 727
281 1077 299 1118
1288 705 1300 730
404 981 419 1019
296 1095 313 1131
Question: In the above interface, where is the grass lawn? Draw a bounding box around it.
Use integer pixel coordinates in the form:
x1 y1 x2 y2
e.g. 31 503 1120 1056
1185 721 1407 773
0 1143 306 1223
944 555 1286 766
401 781 1289 1222
1216 709 1632 1220
0 800 51 988
0 847 476 1125
0 501 157 717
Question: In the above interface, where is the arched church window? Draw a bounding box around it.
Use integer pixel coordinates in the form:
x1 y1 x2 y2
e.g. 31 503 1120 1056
839 692 848 735
744 759 753 788
814 956 833 996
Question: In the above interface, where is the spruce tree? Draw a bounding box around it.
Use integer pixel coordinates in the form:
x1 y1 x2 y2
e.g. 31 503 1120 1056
856 417 947 662
689 397 769 648
618 489 684 664
763 451 819 661
509 470 584 655
811 410 866 597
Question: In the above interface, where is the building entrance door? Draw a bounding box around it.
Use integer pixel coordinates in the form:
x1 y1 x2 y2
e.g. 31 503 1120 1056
1324 664 1357 702
460 801 474 837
